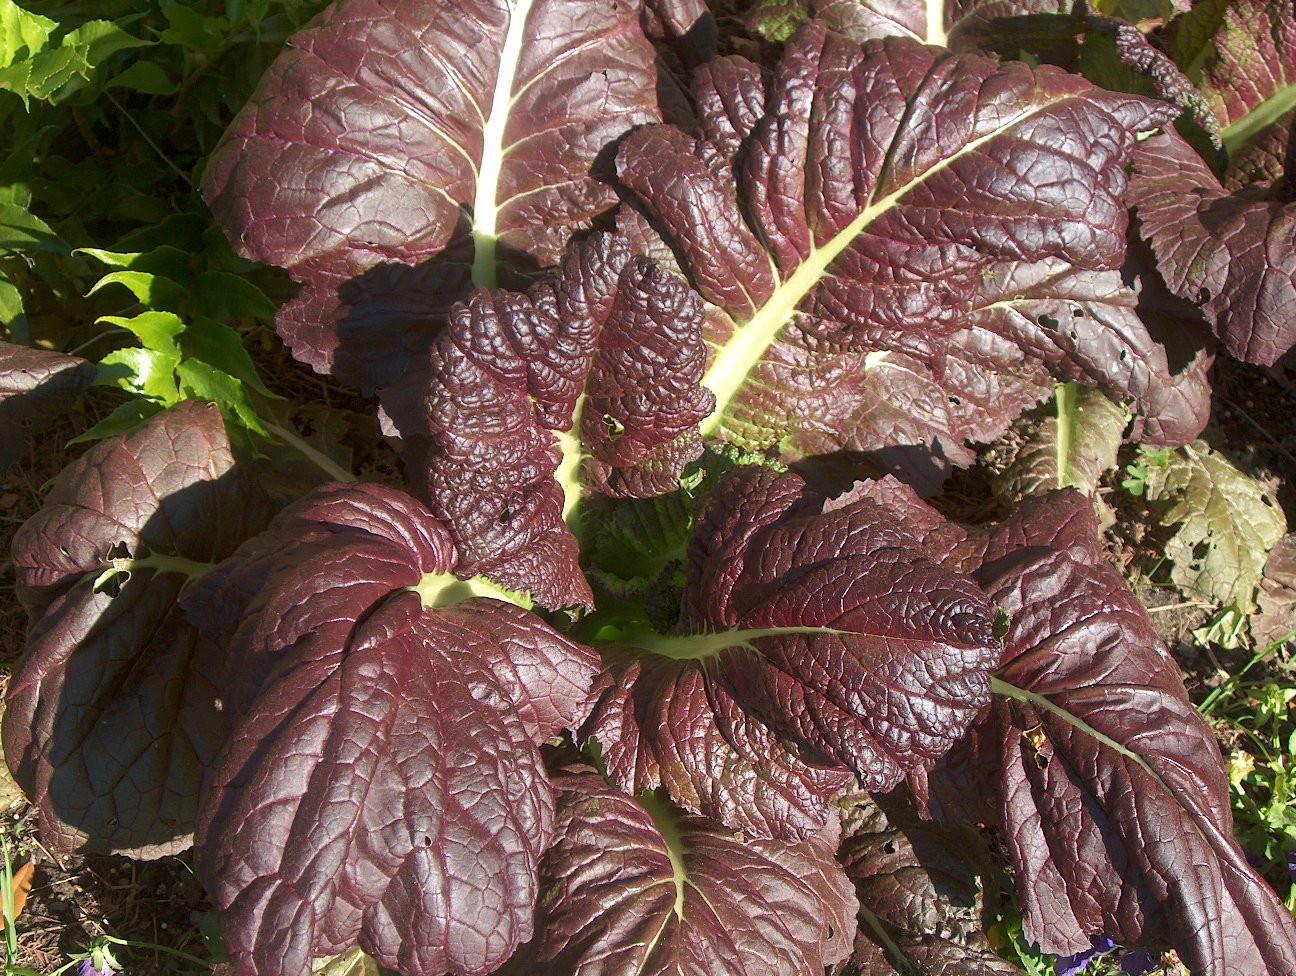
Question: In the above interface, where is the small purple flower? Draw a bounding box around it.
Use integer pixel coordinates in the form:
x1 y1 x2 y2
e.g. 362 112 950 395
75 960 112 976
1286 849 1296 882
1055 935 1116 976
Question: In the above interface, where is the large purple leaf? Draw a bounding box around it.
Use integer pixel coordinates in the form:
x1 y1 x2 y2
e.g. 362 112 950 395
384 232 713 610
1130 127 1296 366
582 465 999 840
921 491 1296 975
514 769 857 975
202 0 660 392
0 342 94 470
1131 0 1296 365
615 24 1179 470
191 482 599 976
183 481 599 738
580 645 855 842
2 402 275 857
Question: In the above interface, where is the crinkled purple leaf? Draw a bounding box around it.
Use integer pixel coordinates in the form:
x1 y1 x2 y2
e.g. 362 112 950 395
183 481 598 738
197 592 553 976
579 645 855 842
615 24 1178 472
924 491 1296 975
1131 128 1296 366
192 482 599 976
0 341 94 470
836 811 1020 975
584 465 999 841
2 401 275 857
384 232 713 610
202 0 661 392
514 769 857 975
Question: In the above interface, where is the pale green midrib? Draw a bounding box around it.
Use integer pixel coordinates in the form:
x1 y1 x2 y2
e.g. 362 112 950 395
989 676 1173 795
613 624 849 661
925 1 947 48
1222 79 1296 156
697 98 1059 439
858 903 917 976
637 790 689 921
471 0 536 289
555 393 587 523
1054 381 1077 490
93 552 216 589
408 570 532 610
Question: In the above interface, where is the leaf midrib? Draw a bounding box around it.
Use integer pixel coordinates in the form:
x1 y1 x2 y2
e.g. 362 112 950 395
1221 78 1296 156
697 90 1083 439
471 0 537 289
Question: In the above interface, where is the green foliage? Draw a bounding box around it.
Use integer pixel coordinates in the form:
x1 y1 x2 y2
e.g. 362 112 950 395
994 381 1129 499
0 0 326 450
0 0 150 107
1128 440 1287 612
1209 666 1296 911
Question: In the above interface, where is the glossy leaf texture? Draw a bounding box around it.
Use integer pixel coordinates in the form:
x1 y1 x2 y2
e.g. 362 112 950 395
615 23 1183 473
2 402 275 857
581 465 999 841
202 0 660 392
836 799 1020 975
0 341 95 470
1130 127 1296 366
1131 0 1296 365
513 769 857 975
384 232 714 610
190 481 600 976
918 490 1296 975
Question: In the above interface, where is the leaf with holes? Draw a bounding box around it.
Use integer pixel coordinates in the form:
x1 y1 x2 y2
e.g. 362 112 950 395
1138 438 1286 610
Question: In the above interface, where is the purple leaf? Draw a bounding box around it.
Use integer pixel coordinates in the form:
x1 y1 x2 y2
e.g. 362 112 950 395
3 402 275 857
202 0 661 392
582 466 1000 840
1133 0 1296 366
385 232 714 610
581 646 855 842
616 24 1179 470
837 807 1022 974
1130 129 1296 366
191 482 600 976
514 770 857 975
0 342 94 470
927 491 1296 974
